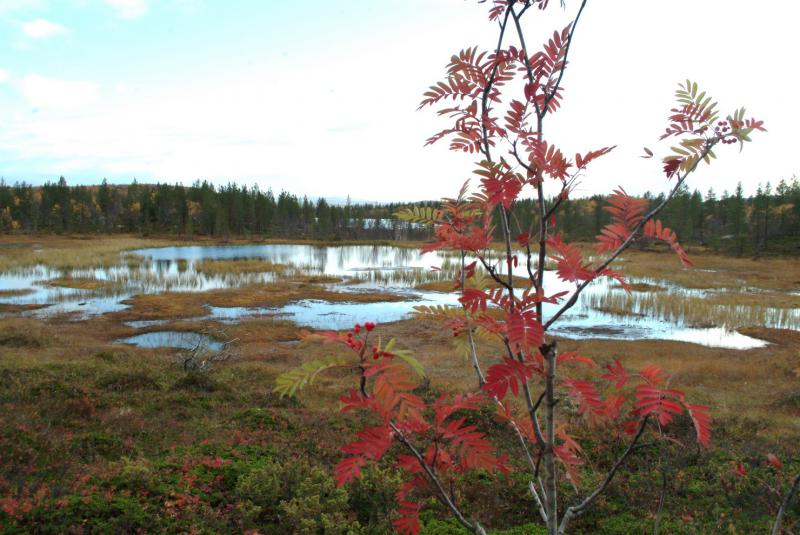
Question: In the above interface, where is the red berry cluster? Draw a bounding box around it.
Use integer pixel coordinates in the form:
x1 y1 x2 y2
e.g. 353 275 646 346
351 322 376 334
345 322 391 359
370 345 395 360
345 330 365 352
715 120 737 145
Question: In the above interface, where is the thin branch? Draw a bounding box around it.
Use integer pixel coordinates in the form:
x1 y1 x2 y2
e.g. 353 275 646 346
772 472 800 535
541 0 588 118
558 416 650 534
480 7 514 161
530 481 550 524
509 3 541 118
460 251 487 387
653 467 668 535
390 422 485 534
543 141 717 331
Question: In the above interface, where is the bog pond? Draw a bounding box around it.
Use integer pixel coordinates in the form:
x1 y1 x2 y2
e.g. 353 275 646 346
1 243 798 350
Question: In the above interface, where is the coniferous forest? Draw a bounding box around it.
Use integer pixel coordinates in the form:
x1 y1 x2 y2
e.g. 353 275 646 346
1 176 799 254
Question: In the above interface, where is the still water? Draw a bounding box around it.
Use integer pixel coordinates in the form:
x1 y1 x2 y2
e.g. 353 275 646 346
1 244 795 350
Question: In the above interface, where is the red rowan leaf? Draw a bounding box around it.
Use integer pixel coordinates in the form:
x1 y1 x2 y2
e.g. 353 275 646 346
639 364 668 386
443 419 506 473
341 425 393 461
575 146 614 169
603 394 626 420
483 357 534 399
598 268 630 292
622 420 640 436
663 157 682 178
334 456 367 487
557 351 595 368
601 358 629 389
766 453 783 470
339 390 370 413
732 462 748 478
459 288 489 313
595 188 648 254
393 500 422 535
526 139 571 180
396 455 423 475
434 393 483 425
475 160 523 209
507 310 543 353
644 219 693 267
554 426 583 482
547 234 594 283
505 99 530 134
686 403 712 448
563 378 606 418
634 385 684 426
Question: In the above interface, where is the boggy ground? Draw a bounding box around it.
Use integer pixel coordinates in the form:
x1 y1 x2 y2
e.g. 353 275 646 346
0 233 421 272
0 235 799 533
0 310 798 534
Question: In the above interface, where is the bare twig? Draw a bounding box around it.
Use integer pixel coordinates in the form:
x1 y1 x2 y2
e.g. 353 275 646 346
772 472 800 535
541 0 588 118
558 416 650 534
390 422 487 534
543 140 717 331
653 467 668 535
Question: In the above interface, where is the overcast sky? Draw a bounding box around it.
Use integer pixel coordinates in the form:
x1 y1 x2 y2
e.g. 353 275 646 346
0 0 795 201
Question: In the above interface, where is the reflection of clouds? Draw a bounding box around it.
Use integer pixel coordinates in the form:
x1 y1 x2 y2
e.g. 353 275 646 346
115 331 224 351
0 244 792 349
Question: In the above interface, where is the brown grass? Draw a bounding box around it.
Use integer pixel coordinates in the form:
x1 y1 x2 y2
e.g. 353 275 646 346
0 234 176 271
1 235 798 443
0 288 34 297
586 290 800 330
194 259 286 276
616 282 666 292
609 246 800 290
48 277 111 290
113 282 407 321
0 303 48 313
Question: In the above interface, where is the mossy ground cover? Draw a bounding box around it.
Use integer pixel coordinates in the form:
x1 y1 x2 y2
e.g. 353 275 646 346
0 310 797 534
0 237 798 533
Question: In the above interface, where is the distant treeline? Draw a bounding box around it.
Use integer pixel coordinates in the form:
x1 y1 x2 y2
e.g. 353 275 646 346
505 178 800 255
0 178 428 240
1 177 799 254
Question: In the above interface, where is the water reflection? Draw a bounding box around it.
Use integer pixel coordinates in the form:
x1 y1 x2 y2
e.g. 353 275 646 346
115 331 224 351
0 244 793 349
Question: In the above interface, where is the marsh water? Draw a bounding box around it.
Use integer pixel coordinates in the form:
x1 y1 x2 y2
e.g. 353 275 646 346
1 244 797 350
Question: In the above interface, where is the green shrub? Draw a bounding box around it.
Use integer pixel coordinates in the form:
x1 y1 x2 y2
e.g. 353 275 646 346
71 432 124 461
97 371 161 392
235 458 364 534
170 372 222 393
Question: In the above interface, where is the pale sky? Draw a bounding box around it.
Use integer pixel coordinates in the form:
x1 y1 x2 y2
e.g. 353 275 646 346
0 0 796 201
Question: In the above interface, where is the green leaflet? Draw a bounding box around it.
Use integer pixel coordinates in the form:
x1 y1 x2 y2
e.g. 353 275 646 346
393 206 441 225
273 355 350 398
384 338 425 378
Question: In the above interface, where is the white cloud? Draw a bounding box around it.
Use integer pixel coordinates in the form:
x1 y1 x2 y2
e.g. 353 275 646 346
0 69 10 83
21 18 67 38
105 0 148 19
0 0 47 16
17 75 98 111
0 1 797 201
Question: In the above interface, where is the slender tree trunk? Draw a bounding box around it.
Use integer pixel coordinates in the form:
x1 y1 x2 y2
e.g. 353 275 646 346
544 342 558 534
